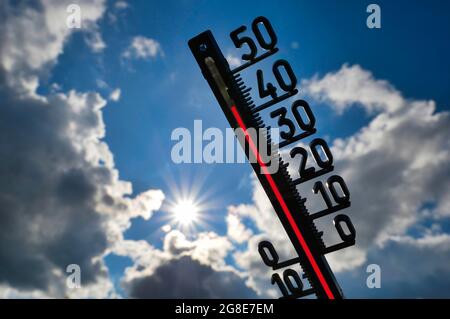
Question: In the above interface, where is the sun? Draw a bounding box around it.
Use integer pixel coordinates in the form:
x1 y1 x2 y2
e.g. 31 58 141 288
171 199 199 226
162 173 217 233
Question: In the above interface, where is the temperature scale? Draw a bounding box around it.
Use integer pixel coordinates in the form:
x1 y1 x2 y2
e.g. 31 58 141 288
189 16 356 300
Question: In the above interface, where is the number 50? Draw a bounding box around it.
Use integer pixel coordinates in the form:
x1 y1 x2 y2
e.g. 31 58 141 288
230 16 278 61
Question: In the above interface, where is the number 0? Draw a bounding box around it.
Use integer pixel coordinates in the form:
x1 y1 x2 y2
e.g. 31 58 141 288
252 16 277 50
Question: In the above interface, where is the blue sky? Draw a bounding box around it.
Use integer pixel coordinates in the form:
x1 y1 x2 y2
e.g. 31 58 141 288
1 0 450 298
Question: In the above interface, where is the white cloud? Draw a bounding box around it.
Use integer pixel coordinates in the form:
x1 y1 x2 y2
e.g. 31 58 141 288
96 79 108 89
96 81 122 102
115 1 129 10
109 88 121 101
226 54 241 68
225 181 299 297
164 230 233 267
295 65 450 274
122 36 163 60
161 224 172 232
305 65 450 249
302 64 404 114
226 212 253 243
84 28 106 53
0 0 106 95
108 1 129 25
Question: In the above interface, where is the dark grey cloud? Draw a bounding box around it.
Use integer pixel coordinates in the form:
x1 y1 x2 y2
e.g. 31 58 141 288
126 255 257 299
339 235 450 298
0 73 113 293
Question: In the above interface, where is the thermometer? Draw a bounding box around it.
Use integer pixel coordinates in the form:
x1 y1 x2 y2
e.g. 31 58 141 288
188 16 356 300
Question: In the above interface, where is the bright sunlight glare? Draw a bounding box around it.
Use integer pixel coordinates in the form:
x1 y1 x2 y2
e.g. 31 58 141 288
172 199 199 225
